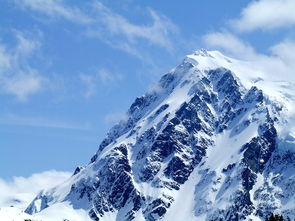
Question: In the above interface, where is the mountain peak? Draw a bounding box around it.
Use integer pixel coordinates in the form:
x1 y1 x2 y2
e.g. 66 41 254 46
25 49 295 221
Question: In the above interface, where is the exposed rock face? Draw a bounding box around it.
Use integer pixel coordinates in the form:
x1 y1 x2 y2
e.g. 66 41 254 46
26 50 295 221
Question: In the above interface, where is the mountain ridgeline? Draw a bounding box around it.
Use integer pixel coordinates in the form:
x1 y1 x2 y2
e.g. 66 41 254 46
26 50 295 221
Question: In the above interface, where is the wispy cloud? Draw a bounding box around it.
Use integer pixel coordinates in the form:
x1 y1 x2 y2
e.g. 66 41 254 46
203 32 295 83
15 0 93 24
104 112 128 125
15 0 180 60
97 69 123 84
230 0 295 32
203 32 255 59
0 170 71 210
80 69 123 98
0 32 44 101
90 2 179 51
270 40 295 68
79 74 97 98
0 113 91 130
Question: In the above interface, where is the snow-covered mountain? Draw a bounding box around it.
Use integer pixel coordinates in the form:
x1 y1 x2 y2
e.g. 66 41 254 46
25 49 295 221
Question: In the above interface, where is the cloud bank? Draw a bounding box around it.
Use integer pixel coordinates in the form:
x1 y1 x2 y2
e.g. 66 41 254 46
0 170 71 210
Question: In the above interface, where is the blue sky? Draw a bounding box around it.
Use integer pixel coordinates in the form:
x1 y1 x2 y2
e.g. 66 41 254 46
1 0 294 179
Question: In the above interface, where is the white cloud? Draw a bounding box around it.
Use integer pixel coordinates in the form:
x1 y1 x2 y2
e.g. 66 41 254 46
15 0 179 59
104 112 128 125
0 113 91 130
16 0 93 24
270 40 295 67
268 40 295 82
91 2 178 51
86 32 149 61
1 70 43 101
203 0 295 84
80 69 123 98
0 170 71 210
203 31 295 83
14 32 40 58
80 74 97 98
203 32 256 59
97 69 122 84
231 0 295 32
0 45 11 71
87 5 179 60
147 82 164 94
0 33 44 101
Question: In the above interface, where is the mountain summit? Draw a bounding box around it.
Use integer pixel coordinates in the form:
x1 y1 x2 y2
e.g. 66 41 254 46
26 50 295 221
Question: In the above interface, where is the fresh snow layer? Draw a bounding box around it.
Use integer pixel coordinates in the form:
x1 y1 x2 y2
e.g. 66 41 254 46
163 168 199 221
35 202 92 221
0 203 92 221
0 207 37 221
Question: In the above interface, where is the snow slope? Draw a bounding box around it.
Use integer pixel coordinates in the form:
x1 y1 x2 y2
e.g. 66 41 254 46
0 203 92 221
0 207 37 221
